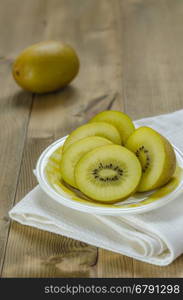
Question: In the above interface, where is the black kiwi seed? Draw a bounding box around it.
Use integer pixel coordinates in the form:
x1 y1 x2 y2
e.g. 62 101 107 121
92 163 124 182
136 146 151 173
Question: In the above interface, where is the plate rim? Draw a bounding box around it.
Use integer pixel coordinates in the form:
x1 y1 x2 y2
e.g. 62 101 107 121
36 136 183 215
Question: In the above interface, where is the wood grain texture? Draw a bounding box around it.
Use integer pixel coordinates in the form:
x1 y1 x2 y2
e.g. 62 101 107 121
28 0 124 141
2 138 98 278
1 0 183 278
1 0 126 278
0 0 47 274
120 0 183 119
120 0 183 277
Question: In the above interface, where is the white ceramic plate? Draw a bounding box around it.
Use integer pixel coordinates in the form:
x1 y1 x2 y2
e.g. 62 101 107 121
35 136 183 215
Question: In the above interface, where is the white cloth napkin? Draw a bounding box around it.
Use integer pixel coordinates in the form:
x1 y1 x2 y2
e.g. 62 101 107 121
9 110 183 266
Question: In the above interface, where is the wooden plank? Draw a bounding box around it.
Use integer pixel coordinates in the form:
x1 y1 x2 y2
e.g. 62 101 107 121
2 138 98 278
28 0 125 140
2 0 131 277
0 0 46 58
132 256 183 278
0 66 32 275
119 0 183 277
3 0 183 278
0 0 47 274
2 222 98 278
97 249 134 278
120 0 183 120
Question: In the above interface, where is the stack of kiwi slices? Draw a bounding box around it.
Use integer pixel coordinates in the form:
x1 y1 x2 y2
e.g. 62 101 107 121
60 110 176 203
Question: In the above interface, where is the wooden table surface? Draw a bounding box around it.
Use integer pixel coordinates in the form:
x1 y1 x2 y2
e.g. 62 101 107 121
1 0 183 278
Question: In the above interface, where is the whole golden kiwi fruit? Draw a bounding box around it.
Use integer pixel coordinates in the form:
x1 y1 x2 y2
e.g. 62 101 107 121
12 41 80 93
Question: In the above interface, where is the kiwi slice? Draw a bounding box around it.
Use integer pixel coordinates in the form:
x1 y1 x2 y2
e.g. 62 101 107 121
90 110 135 144
63 122 121 152
75 145 142 202
125 126 176 192
61 136 112 188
